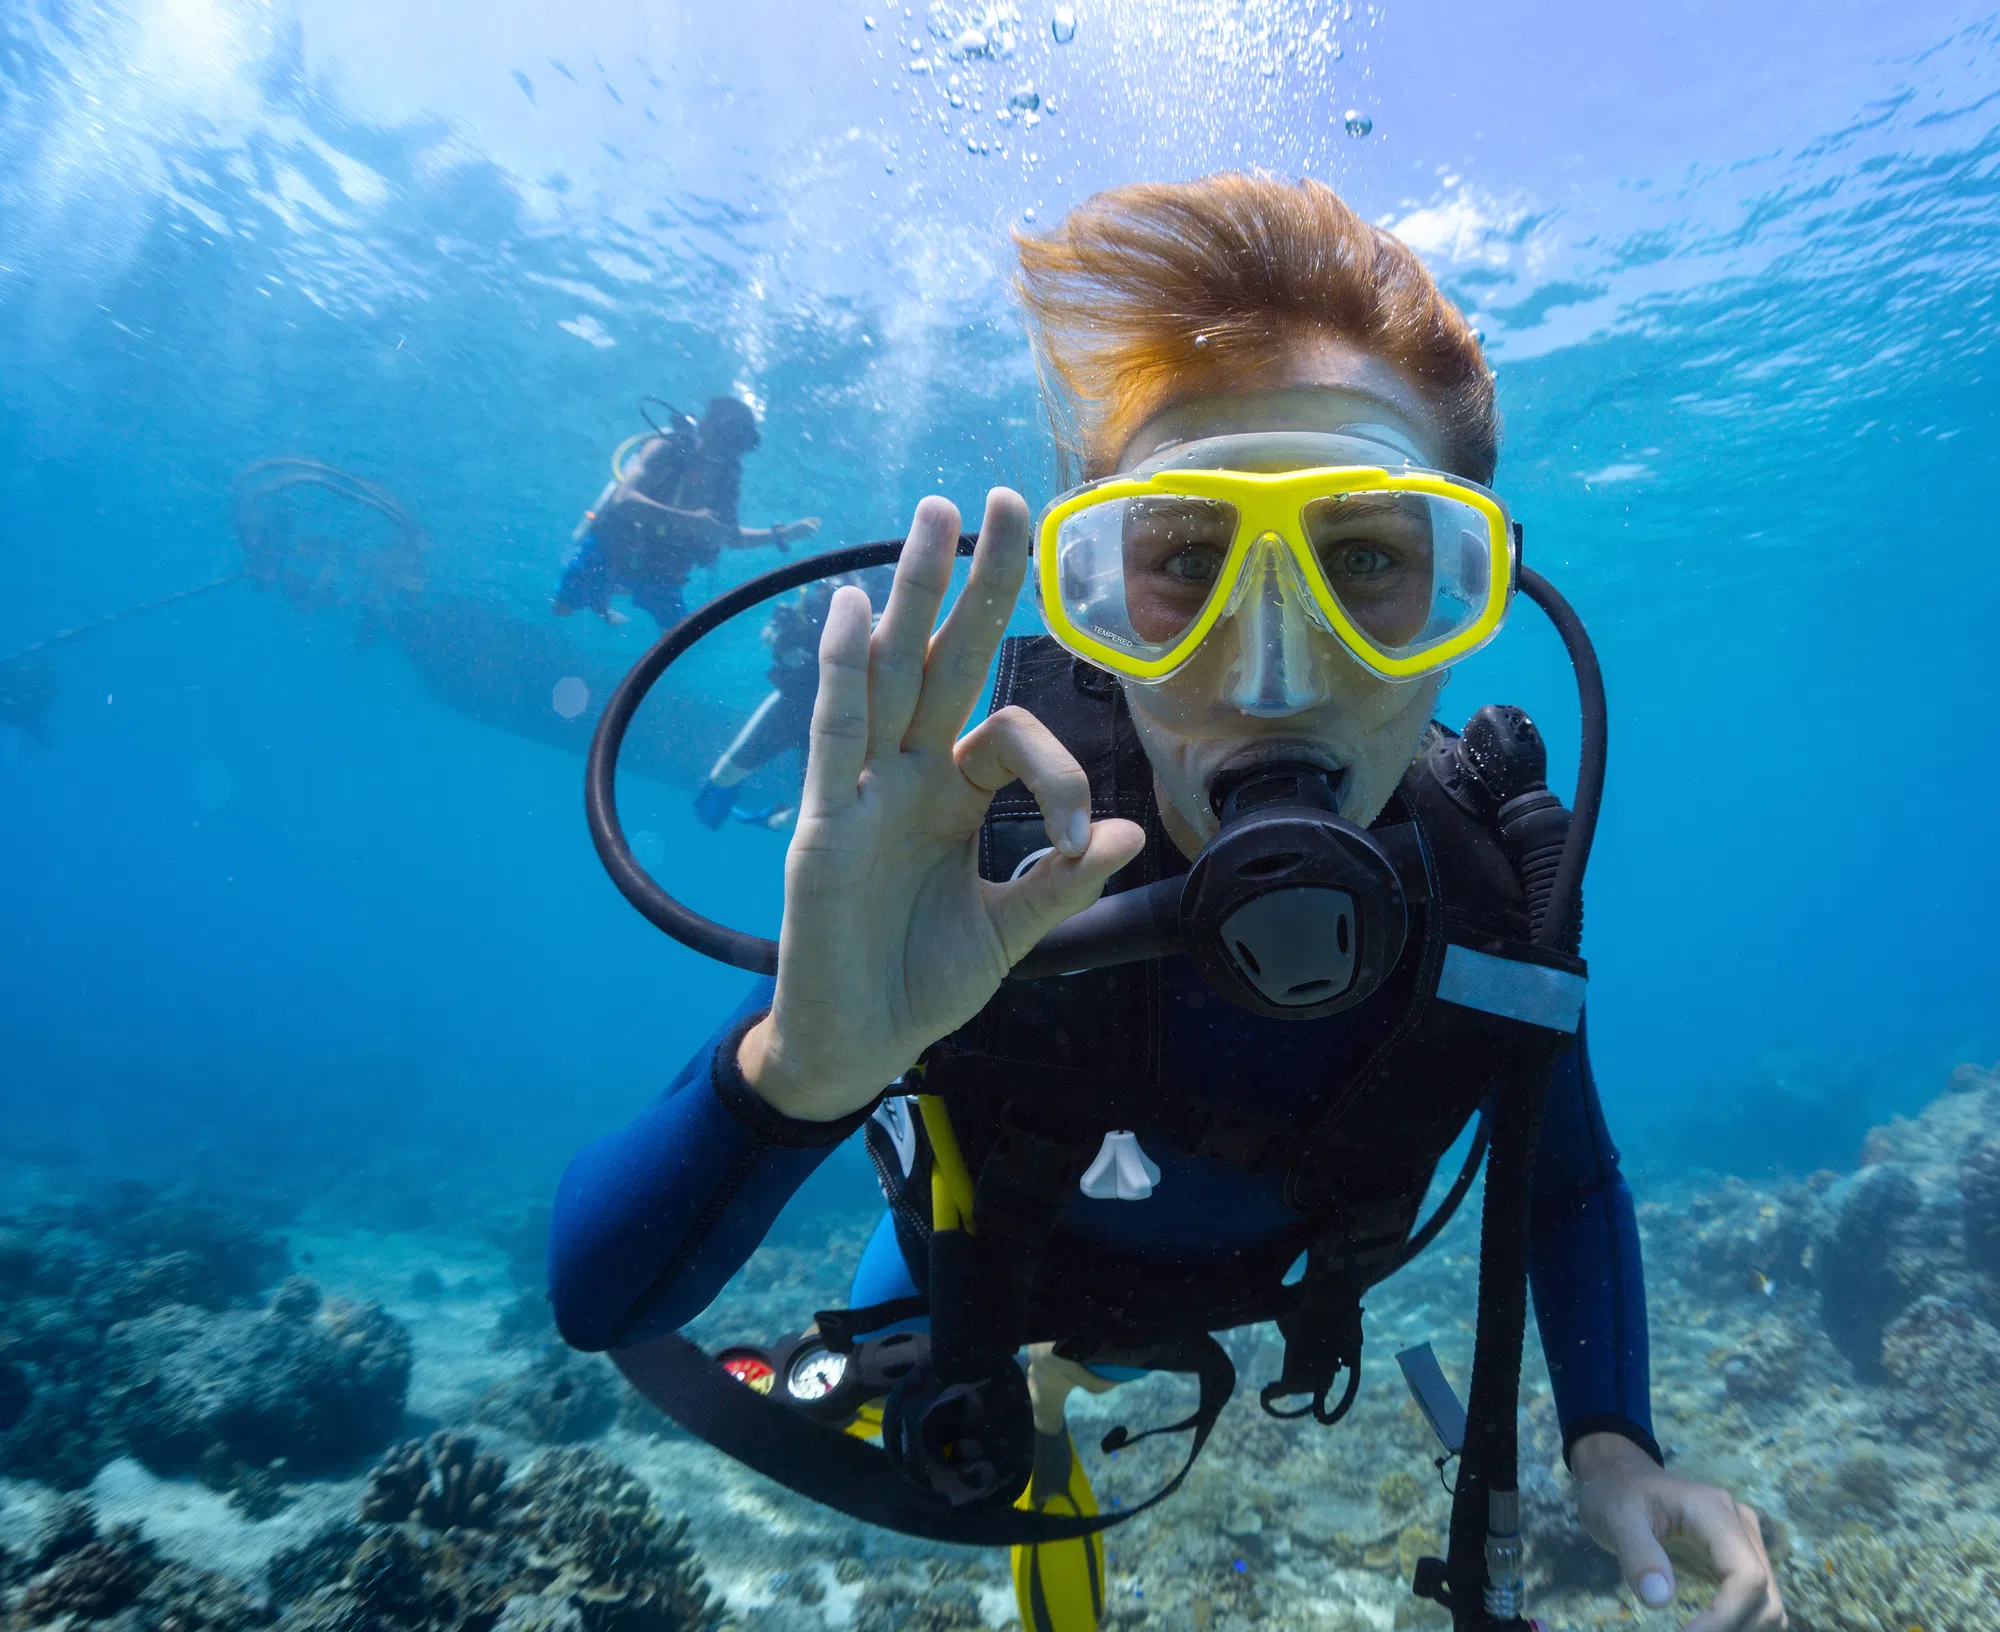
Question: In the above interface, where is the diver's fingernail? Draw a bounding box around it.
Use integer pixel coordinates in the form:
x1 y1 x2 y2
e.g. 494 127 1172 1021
1065 810 1090 855
1637 1572 1672 1607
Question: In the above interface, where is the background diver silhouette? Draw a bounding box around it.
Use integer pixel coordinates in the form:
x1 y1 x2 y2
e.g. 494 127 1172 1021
0 458 738 802
693 569 895 831
554 395 821 629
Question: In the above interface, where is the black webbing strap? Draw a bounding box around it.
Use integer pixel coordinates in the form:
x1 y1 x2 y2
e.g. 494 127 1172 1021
612 1328 1235 1546
814 1296 929 1350
1413 1028 1562 1629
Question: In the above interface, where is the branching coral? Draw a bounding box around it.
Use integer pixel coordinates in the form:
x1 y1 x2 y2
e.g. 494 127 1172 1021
14 1523 158 1622
360 1434 508 1529
269 1440 719 1632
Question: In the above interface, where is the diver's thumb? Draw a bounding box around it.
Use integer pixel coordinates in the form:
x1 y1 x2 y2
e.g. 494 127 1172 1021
1604 1504 1676 1611
987 818 1146 964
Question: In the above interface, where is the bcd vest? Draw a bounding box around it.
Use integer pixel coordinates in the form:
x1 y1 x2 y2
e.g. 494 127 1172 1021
862 636 1587 1399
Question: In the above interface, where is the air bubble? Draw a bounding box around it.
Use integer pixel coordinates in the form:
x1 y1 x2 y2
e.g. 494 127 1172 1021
1050 5 1076 43
1343 109 1373 137
1008 82 1040 111
863 13 876 26
954 26 988 54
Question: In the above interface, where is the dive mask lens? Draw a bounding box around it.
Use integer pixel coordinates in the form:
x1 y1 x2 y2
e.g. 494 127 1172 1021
1051 493 1240 666
1300 489 1498 663
1039 456 1513 684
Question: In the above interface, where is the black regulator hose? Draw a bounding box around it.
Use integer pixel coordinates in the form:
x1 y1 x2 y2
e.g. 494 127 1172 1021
1514 565 1607 952
585 547 1608 989
584 535 975 974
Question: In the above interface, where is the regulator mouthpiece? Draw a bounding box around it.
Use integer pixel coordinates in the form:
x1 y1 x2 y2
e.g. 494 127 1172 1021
1181 761 1408 1018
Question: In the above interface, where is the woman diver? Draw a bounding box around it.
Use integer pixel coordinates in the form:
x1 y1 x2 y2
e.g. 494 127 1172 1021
550 174 1786 1632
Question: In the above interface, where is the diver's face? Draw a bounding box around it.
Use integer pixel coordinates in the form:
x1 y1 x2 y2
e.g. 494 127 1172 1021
1112 339 1453 856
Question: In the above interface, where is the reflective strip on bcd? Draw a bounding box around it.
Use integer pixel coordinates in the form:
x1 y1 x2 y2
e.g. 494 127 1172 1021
1436 944 1586 1034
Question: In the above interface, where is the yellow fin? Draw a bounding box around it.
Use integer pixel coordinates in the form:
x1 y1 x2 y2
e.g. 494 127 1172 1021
1010 1432 1104 1632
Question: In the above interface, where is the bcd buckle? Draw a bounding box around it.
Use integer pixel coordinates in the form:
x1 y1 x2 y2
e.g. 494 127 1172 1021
1259 1261 1365 1425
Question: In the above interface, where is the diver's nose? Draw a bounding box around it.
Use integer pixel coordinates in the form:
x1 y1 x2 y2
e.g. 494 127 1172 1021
1222 534 1332 717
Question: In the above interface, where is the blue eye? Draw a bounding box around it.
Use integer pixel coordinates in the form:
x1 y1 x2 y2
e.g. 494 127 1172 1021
1332 545 1398 579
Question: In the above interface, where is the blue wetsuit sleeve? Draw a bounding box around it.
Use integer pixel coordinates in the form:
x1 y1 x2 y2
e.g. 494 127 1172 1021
1526 1015 1660 1464
549 979 859 1351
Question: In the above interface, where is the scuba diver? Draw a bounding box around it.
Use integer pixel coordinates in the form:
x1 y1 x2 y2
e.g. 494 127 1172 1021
693 569 895 831
551 176 1786 1632
553 395 821 628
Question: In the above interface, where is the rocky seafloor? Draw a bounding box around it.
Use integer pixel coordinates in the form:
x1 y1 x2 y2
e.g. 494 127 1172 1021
3 1064 1998 1632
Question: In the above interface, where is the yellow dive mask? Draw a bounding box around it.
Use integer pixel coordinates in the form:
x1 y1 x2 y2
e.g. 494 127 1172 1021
1035 432 1518 709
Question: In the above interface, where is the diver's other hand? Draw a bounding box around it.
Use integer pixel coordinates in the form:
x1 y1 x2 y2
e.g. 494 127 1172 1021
773 517 821 547
738 489 1145 1123
1571 1433 1786 1631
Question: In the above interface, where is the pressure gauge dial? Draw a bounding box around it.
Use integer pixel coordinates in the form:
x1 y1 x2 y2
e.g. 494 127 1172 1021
785 1342 850 1406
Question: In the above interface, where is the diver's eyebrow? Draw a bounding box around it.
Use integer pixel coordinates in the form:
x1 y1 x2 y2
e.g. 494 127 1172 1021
1308 493 1422 519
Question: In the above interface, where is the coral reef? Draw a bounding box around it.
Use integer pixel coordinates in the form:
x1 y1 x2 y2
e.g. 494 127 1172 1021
268 1440 720 1632
1808 1162 1921 1374
16 1525 156 1623
0 1185 288 1487
360 1433 508 1528
1878 1294 2000 1462
1714 1316 1807 1402
475 1348 618 1444
1780 1518 2000 1632
7 1066 2000 1632
110 1278 411 1474
1963 1133 2000 1276
3 1501 268 1632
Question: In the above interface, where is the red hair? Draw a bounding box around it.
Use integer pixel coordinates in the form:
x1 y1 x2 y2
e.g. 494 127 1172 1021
1014 174 1497 482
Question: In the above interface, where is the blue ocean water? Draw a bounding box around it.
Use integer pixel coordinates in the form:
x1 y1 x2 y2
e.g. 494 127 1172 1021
6 0 1997 1204
3 6 2000 1624
5 1 2000 1623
